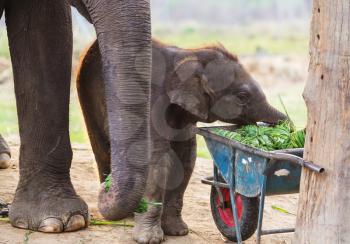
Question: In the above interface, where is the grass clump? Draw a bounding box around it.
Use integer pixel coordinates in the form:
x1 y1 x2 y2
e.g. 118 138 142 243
211 121 305 151
104 175 162 213
134 198 162 214
104 174 112 192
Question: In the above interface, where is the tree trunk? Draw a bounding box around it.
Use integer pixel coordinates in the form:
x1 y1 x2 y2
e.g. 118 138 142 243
294 1 350 243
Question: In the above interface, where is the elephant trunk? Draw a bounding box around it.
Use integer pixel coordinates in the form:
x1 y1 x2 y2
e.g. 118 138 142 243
80 0 152 220
260 104 288 125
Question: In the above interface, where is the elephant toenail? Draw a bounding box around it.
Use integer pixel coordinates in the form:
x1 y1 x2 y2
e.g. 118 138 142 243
14 221 28 229
65 215 85 232
150 238 163 244
38 218 63 233
0 153 10 169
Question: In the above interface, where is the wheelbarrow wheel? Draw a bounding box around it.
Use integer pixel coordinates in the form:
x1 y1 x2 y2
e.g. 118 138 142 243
210 185 259 242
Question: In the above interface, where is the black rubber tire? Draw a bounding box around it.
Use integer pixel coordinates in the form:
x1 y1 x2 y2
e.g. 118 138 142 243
210 185 259 242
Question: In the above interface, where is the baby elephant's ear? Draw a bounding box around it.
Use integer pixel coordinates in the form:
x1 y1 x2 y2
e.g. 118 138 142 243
166 57 215 120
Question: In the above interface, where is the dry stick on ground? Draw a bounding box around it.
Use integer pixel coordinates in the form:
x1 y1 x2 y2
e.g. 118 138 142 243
294 0 350 243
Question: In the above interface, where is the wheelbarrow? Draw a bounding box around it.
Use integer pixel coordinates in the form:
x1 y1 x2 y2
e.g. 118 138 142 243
197 125 324 244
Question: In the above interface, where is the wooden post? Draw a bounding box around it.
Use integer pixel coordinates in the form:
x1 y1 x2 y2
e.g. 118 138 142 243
294 0 350 243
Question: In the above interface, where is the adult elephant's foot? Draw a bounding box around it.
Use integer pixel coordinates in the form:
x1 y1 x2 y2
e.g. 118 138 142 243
0 153 10 169
133 210 164 244
9 175 89 233
161 215 189 236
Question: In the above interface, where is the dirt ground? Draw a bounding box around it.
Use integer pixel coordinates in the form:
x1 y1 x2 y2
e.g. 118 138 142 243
0 138 299 244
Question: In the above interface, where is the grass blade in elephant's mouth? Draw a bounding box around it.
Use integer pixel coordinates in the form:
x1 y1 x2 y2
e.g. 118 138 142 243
211 121 305 151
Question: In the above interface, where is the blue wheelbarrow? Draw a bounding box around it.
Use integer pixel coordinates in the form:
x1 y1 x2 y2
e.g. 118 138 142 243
197 125 324 244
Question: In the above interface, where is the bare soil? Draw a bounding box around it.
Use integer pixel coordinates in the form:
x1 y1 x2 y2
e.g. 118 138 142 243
0 140 298 244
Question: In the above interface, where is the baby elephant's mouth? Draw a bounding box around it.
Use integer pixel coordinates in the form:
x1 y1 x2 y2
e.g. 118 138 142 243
223 117 256 126
260 120 281 126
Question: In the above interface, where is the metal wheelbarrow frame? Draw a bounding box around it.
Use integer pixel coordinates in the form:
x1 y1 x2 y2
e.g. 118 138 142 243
197 125 324 244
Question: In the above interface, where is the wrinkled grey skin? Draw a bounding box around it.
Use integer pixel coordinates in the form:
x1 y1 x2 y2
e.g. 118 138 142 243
0 134 11 169
77 39 287 244
3 0 152 233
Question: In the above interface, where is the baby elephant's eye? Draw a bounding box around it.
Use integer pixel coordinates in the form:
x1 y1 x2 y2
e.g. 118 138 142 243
236 91 250 105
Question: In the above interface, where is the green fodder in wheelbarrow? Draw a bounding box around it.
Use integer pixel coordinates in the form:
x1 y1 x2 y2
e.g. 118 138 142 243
211 121 305 151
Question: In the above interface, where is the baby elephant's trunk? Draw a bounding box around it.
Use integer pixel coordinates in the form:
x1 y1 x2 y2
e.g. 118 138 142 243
260 104 288 125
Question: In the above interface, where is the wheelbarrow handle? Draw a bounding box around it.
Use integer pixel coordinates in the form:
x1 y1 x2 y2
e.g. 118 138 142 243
303 160 324 173
269 152 324 173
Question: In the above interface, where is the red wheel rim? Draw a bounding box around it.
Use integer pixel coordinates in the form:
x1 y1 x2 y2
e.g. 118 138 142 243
216 188 243 227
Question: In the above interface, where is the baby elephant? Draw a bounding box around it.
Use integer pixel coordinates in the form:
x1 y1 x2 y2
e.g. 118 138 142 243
77 40 286 243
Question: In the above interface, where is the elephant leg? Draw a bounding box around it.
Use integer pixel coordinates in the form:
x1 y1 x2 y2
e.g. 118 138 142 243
76 41 111 183
6 0 88 232
161 137 197 236
133 145 171 244
80 0 152 221
0 134 11 169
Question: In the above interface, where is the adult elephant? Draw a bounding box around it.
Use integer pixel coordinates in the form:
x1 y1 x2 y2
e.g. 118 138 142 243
2 0 152 233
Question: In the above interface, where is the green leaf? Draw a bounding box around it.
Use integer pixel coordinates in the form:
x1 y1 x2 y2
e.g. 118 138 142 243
134 198 163 214
271 204 296 216
104 174 111 192
135 198 149 213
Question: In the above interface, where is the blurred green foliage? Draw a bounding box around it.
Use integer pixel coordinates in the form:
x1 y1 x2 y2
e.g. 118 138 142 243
0 30 10 58
0 87 89 143
153 25 308 55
